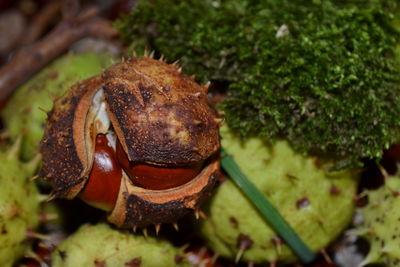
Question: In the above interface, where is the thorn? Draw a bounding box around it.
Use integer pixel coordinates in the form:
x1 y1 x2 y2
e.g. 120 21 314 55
378 164 389 180
37 194 49 202
25 153 42 174
172 222 179 231
144 47 148 57
155 224 161 235
159 54 165 62
177 67 182 73
142 228 148 238
132 50 137 57
149 50 155 59
40 212 58 223
320 248 333 264
181 243 190 252
236 233 253 263
194 209 207 220
47 90 57 102
193 119 202 125
7 135 22 160
190 74 196 79
121 56 126 62
218 110 225 116
203 81 211 92
38 106 49 114
197 209 207 219
30 174 39 181
46 192 56 202
26 229 49 240
272 236 282 256
172 59 180 66
235 247 245 263
214 118 224 125
132 226 137 233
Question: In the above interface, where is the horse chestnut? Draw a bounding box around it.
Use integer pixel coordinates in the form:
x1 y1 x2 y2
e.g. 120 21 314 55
79 134 122 211
40 57 220 228
116 138 204 190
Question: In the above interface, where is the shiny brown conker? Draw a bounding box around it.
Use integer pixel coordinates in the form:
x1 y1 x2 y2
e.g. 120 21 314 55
79 134 122 211
116 139 204 190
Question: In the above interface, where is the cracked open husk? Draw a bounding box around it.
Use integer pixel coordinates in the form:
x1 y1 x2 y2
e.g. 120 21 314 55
40 56 220 228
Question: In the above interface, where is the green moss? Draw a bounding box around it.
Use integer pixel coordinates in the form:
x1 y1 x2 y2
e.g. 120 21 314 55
198 126 357 264
1 52 113 160
52 223 189 267
116 0 400 167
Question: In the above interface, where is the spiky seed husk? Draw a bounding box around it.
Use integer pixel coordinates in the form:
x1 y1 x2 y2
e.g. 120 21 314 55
51 223 189 267
0 142 41 267
355 176 400 266
198 126 358 264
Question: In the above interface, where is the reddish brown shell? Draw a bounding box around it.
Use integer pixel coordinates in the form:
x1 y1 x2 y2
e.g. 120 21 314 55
39 76 101 198
39 56 221 228
102 57 220 165
108 157 219 228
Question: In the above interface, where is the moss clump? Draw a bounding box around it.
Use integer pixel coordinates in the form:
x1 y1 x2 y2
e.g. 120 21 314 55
116 0 400 167
198 126 358 264
1 52 113 160
0 140 41 267
52 223 189 267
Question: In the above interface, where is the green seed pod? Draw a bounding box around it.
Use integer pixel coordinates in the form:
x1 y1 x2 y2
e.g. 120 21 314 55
52 223 189 267
199 126 358 264
355 176 400 266
1 52 113 160
0 139 41 267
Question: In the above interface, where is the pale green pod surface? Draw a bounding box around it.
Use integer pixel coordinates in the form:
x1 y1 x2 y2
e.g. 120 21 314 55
199 126 358 264
52 223 189 267
357 176 400 267
2 52 113 160
0 141 41 267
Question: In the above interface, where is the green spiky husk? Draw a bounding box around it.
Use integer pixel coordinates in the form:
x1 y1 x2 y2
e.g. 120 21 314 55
199 126 358 264
0 141 41 267
52 223 189 267
356 176 400 266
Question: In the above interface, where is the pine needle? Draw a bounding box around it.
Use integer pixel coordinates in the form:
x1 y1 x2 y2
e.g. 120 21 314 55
220 147 316 264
